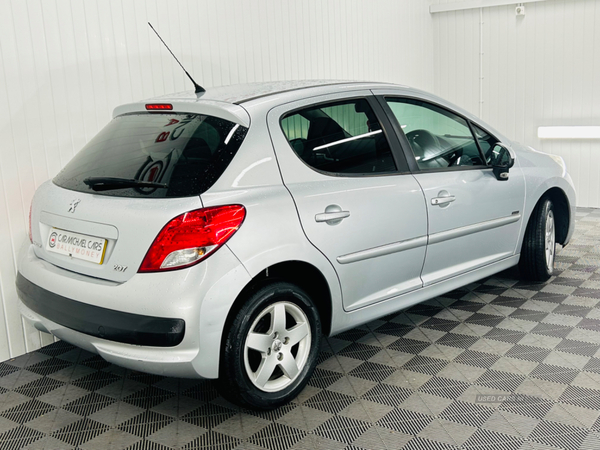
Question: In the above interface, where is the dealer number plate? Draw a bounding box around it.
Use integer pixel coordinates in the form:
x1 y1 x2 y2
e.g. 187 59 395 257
46 228 107 264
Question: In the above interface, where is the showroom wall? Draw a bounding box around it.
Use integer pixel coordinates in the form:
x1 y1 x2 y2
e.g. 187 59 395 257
431 0 600 207
0 0 435 359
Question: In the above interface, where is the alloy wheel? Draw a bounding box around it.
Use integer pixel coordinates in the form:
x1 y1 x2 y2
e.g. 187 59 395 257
243 301 311 392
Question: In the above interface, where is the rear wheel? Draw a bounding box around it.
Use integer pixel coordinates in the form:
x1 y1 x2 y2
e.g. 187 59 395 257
519 198 555 281
219 282 321 409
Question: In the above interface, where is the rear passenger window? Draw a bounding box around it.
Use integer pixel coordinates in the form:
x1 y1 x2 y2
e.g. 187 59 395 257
281 99 397 175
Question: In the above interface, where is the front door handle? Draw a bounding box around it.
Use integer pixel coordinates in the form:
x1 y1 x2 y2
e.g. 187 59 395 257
431 194 456 206
315 205 350 225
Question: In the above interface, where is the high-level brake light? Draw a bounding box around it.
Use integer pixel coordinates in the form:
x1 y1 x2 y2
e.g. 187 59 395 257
145 104 173 111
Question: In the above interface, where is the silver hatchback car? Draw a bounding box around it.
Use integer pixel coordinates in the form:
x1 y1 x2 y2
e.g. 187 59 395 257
17 80 576 409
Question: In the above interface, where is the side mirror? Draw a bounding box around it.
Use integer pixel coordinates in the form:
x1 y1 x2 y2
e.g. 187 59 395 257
491 144 515 181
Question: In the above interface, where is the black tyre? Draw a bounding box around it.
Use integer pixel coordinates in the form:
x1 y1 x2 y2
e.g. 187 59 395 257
219 282 321 409
519 198 556 281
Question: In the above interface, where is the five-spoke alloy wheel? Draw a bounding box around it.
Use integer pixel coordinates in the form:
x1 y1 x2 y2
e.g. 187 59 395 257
244 301 312 392
219 282 321 409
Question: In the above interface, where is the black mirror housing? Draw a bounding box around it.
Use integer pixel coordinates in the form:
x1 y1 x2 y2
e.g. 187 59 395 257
493 165 510 181
491 144 514 181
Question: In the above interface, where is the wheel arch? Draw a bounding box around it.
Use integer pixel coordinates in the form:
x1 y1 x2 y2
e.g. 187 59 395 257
544 187 570 245
221 261 334 355
526 187 570 246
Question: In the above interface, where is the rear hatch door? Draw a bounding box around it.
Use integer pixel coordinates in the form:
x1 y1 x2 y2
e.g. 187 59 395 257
31 108 248 283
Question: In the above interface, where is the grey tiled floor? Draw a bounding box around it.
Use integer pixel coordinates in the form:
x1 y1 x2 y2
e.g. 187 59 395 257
2 208 600 449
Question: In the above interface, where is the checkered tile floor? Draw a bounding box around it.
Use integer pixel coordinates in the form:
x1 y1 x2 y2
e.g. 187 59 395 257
3 208 600 450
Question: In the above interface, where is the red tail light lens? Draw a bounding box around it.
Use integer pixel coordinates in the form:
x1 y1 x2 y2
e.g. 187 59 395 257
139 205 246 272
28 201 33 243
145 103 173 110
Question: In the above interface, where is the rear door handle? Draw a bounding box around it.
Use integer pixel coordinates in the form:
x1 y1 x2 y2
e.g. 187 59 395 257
431 195 456 206
315 205 350 225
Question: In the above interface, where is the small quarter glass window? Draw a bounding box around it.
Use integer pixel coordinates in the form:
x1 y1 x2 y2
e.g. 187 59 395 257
472 124 500 165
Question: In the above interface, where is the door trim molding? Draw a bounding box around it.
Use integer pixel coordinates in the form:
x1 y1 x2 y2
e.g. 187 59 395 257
337 212 520 264
337 236 427 264
429 213 521 245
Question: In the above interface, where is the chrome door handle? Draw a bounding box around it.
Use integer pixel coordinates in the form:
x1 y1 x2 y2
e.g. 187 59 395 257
315 205 350 225
431 195 456 206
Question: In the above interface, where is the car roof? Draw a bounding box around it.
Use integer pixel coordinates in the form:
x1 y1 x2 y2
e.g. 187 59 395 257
114 80 509 143
148 80 400 104
113 80 407 127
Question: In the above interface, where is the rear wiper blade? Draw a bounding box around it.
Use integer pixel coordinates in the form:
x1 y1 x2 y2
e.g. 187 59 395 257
83 177 169 191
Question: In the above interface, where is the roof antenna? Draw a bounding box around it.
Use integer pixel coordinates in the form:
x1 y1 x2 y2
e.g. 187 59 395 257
148 22 205 94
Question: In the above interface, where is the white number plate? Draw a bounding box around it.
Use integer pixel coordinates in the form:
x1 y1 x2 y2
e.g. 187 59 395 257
46 228 107 264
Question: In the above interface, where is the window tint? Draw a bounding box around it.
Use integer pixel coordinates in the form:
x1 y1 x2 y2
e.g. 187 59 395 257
472 124 500 165
281 99 397 175
386 98 485 170
54 113 247 198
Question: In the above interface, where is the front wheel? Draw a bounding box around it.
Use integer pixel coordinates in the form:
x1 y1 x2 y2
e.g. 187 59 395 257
219 282 321 409
519 198 556 281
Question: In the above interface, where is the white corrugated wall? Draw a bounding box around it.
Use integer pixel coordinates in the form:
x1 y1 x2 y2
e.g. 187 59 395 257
432 0 600 207
0 0 435 359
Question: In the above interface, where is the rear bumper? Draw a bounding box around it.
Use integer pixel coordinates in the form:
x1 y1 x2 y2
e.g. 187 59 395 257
16 273 185 347
19 300 200 378
16 241 252 379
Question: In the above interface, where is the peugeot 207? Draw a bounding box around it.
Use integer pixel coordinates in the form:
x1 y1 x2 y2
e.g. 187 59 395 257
16 80 576 409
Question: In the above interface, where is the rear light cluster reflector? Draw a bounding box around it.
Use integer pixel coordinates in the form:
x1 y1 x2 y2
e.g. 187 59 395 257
145 103 173 110
139 205 245 272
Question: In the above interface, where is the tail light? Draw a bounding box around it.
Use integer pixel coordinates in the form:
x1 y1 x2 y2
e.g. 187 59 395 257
28 201 33 243
139 205 245 272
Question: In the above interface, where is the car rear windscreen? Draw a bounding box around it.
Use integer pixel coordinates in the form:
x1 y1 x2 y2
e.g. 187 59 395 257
53 113 248 198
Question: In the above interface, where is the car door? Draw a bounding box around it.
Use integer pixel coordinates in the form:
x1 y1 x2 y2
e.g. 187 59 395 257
267 92 428 311
377 94 525 286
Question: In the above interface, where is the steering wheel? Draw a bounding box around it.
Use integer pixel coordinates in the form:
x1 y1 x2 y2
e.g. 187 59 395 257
405 129 439 161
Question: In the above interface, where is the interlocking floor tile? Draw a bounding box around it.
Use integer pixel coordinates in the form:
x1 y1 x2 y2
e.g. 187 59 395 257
247 422 306 448
0 425 45 450
475 369 527 392
303 389 356 414
0 399 55 424
439 400 495 427
181 403 238 429
529 420 589 450
347 361 395 383
498 395 555 420
25 358 72 377
361 383 413 407
418 377 471 399
313 415 371 445
377 407 434 434
50 417 110 448
13 377 64 398
121 386 176 409
462 428 524 449
63 392 117 416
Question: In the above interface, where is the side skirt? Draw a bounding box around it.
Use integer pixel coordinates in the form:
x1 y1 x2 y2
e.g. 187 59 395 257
331 255 520 335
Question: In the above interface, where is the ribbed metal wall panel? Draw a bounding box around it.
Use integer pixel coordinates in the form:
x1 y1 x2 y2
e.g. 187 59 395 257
432 0 600 207
0 0 435 359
